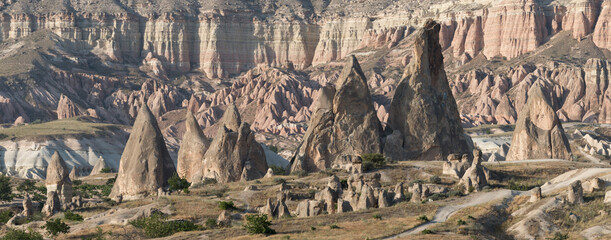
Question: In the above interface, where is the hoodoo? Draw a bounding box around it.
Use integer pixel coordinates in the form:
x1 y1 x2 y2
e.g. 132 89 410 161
177 111 211 182
290 56 383 173
202 104 268 183
109 104 176 201
506 82 572 161
384 20 473 161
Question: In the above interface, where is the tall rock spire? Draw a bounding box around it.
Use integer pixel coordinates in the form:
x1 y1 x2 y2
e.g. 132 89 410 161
110 104 176 201
45 151 72 204
506 82 572 160
290 56 383 173
384 20 473 161
177 111 211 182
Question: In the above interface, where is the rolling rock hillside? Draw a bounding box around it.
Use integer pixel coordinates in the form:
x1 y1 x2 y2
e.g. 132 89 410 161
0 19 609 240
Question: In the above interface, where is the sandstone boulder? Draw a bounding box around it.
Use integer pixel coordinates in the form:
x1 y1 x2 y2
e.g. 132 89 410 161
290 56 383 172
202 104 268 183
506 83 572 160
42 191 61 216
605 190 611 203
22 194 33 217
177 111 211 183
443 153 471 178
392 182 405 203
567 180 584 204
295 200 324 218
530 187 542 202
109 104 176 201
384 20 472 161
46 152 72 204
459 149 490 192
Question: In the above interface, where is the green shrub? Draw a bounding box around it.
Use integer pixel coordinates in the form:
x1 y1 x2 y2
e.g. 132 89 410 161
429 175 441 184
100 168 112 173
16 180 37 192
361 153 386 171
310 226 316 230
457 219 466 225
467 215 476 220
508 181 533 191
205 218 217 229
168 173 190 192
218 201 236 211
64 210 84 221
269 165 285 175
86 227 108 240
130 212 200 238
44 218 70 236
105 177 116 185
421 229 434 234
417 215 429 222
0 133 8 140
329 224 340 229
546 232 569 240
0 210 14 224
372 214 381 220
72 180 83 186
273 178 286 185
0 175 13 202
1 228 43 240
243 214 275 235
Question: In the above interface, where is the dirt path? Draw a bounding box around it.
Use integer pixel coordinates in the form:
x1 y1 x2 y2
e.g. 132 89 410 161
384 189 520 239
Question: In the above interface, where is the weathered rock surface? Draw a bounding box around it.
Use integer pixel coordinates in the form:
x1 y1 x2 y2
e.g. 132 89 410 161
46 152 73 204
290 56 382 172
57 94 81 120
90 156 112 175
384 20 472 161
202 104 268 183
443 153 471 178
567 180 584 204
530 187 542 202
506 83 572 161
176 111 211 182
459 149 490 192
42 191 61 216
109 104 176 201
22 194 33 217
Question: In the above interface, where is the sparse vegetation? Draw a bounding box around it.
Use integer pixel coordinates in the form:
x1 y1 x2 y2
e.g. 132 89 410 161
418 215 430 222
205 218 217 229
100 168 112 173
421 229 435 234
64 210 84 221
291 170 308 177
218 201 236 211
457 219 467 225
546 232 569 240
0 175 13 202
429 175 441 184
273 177 286 184
44 218 70 236
372 214 382 220
0 228 43 240
130 212 200 238
168 173 190 192
329 224 340 229
361 153 386 171
269 145 280 153
0 210 14 224
269 165 286 175
244 214 275 235
0 133 8 140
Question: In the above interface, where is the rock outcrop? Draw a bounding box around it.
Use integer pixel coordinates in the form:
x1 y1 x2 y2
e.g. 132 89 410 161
443 153 471 178
290 56 382 172
45 152 72 204
90 156 112 175
530 187 542 202
594 0 611 50
42 191 61 216
202 104 268 183
109 104 176 201
57 94 81 120
567 180 584 204
22 194 33 217
459 150 490 192
506 83 572 161
177 111 211 182
384 20 472 161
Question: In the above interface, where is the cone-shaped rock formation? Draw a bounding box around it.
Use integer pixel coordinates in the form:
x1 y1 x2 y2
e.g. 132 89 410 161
45 152 72 204
506 82 572 160
384 20 473 161
290 56 383 172
177 111 211 182
110 104 176 201
90 156 112 175
202 104 268 183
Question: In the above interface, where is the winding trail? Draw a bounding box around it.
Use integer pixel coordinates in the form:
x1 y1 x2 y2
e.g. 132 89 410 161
384 189 521 239
384 166 611 239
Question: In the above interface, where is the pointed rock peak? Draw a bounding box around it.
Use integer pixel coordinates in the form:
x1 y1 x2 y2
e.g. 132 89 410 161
46 152 70 184
185 111 203 134
221 104 241 132
335 55 368 91
137 103 155 123
409 19 444 86
91 156 111 175
333 56 375 116
316 85 336 110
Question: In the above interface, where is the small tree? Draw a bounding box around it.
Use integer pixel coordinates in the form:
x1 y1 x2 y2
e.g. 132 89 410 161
1 228 43 240
243 214 275 235
44 218 70 236
218 201 236 210
0 175 13 202
168 173 190 192
361 154 386 171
